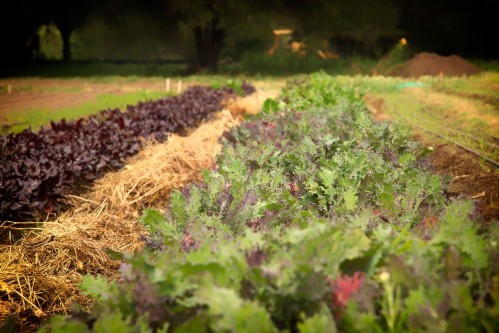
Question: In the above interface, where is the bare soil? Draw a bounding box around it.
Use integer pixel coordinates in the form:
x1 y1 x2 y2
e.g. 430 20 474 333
428 142 498 224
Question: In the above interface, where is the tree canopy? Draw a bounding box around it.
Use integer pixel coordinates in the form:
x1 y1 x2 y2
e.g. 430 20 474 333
1 0 495 67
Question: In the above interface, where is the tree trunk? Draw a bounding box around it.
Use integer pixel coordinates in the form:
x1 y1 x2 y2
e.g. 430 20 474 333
193 18 225 71
59 26 72 62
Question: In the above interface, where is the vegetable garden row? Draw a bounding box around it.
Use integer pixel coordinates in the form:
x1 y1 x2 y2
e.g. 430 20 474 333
0 83 255 223
42 73 497 332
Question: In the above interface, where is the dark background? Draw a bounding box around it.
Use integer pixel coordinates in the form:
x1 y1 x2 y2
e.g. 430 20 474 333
0 0 497 71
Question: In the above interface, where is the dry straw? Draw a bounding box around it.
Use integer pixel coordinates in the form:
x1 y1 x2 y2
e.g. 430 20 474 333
0 93 265 330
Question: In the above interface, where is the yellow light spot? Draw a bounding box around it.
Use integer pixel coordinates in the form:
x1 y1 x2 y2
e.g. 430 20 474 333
379 271 390 282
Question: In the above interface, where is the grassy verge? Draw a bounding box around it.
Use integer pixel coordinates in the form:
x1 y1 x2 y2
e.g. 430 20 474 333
336 73 499 165
336 72 499 97
376 92 498 162
425 72 499 99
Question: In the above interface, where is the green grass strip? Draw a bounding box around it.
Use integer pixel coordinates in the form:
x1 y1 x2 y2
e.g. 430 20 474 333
4 90 171 133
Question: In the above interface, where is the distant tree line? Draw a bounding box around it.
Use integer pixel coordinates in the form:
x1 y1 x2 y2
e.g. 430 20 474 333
0 0 496 70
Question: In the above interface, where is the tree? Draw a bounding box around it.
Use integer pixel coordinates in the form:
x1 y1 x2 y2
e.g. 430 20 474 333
0 0 46 62
44 0 98 62
330 0 401 57
252 0 401 57
166 0 239 70
167 0 293 70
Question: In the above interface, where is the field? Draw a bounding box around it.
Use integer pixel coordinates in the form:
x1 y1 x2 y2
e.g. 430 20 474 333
0 71 498 332
1 74 496 220
0 77 283 133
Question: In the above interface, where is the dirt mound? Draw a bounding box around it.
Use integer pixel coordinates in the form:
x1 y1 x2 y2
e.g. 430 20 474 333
389 52 481 77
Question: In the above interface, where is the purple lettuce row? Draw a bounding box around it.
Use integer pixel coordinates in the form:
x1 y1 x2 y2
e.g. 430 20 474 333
0 84 254 221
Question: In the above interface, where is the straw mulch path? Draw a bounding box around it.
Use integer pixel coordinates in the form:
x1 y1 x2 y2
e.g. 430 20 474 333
0 104 250 331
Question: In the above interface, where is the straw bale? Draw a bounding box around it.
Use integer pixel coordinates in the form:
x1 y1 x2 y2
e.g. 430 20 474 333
78 109 241 212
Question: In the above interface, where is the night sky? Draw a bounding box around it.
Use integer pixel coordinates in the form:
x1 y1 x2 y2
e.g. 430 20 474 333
394 0 498 58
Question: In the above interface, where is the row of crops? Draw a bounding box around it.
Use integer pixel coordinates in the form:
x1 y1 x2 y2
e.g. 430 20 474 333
0 84 255 223
44 73 496 332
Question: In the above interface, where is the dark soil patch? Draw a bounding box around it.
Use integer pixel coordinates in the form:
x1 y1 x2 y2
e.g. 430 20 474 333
363 95 392 122
389 52 482 78
428 143 498 224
